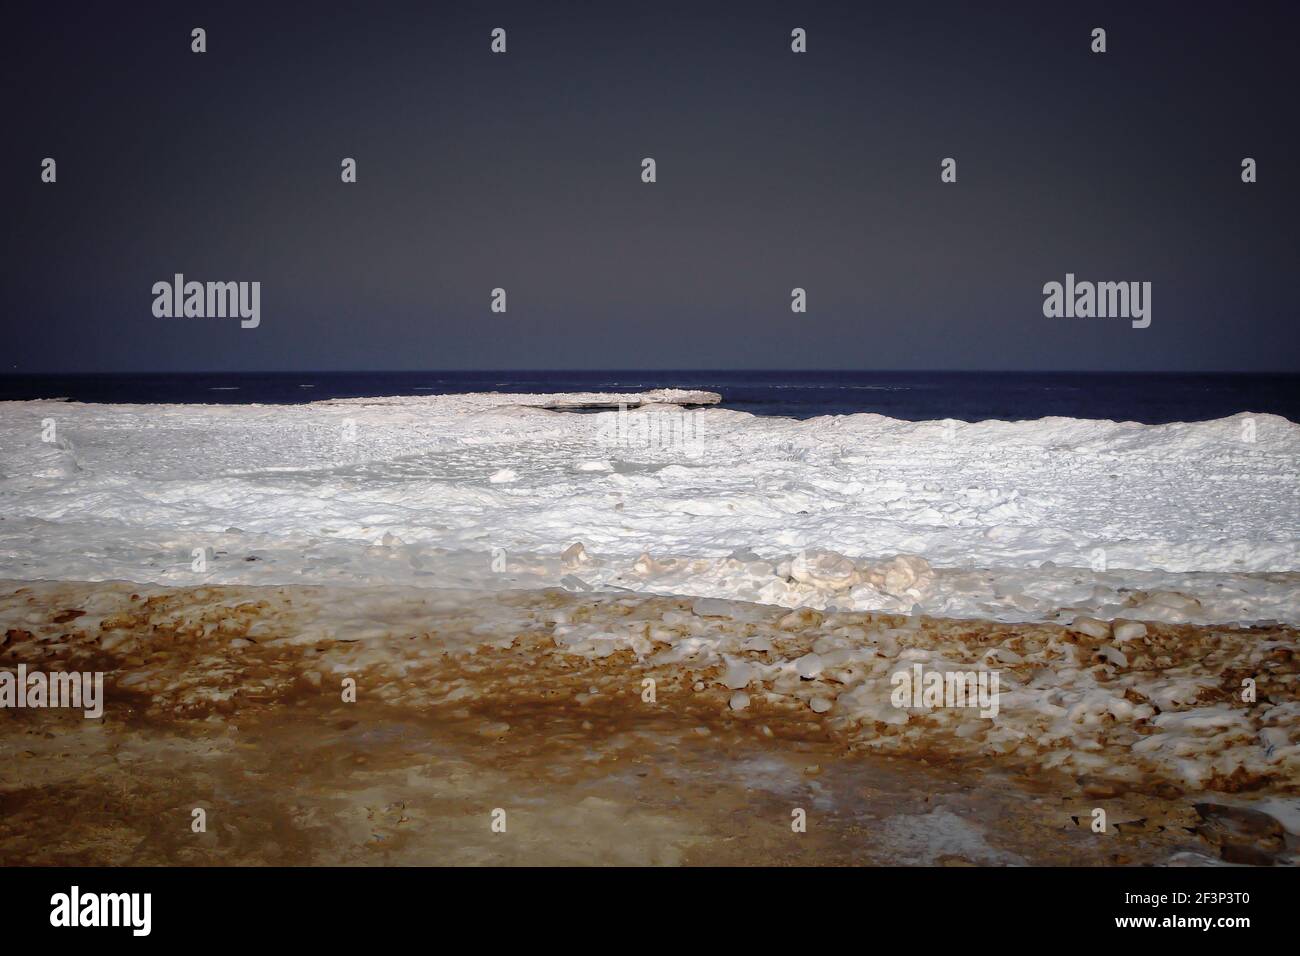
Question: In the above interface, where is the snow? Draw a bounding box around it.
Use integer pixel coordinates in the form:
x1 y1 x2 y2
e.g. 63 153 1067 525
5 578 1293 796
875 809 1025 866
1 392 1297 625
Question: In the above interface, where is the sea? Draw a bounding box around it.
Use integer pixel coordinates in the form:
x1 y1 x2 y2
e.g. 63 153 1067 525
1 371 1297 424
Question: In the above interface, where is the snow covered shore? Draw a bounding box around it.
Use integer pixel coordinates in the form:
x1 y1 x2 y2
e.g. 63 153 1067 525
0 391 1297 625
2 579 1296 804
13 576 1294 864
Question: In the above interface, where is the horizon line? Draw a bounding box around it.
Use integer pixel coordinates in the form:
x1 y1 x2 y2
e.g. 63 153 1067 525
4 368 1300 377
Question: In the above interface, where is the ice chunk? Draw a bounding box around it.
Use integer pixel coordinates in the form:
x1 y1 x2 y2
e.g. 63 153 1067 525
1069 616 1111 639
1113 620 1147 642
789 550 859 591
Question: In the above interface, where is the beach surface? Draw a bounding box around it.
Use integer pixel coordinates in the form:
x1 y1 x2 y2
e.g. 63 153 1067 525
2 392 1297 625
1 579 1295 865
1 392 1297 864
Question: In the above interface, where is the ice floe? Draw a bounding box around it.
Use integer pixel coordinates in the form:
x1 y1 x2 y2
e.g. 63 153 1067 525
0 392 1297 625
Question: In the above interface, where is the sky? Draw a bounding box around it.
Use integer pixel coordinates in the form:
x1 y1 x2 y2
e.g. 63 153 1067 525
3 0 1298 373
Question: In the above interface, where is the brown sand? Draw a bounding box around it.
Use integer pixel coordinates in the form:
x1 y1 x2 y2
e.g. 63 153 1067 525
0 580 1295 866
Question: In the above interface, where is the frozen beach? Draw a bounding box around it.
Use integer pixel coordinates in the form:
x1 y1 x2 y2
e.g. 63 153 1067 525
1 392 1297 626
1 579 1295 865
1 391 1297 865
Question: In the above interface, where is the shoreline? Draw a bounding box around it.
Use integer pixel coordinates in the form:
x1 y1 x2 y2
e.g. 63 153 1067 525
2 579 1295 865
3 393 1298 626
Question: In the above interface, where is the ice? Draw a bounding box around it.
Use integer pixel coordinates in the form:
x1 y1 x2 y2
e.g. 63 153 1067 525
875 809 1025 866
0 393 1297 625
11 577 1290 797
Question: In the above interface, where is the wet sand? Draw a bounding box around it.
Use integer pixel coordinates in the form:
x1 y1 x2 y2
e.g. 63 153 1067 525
1 581 1295 866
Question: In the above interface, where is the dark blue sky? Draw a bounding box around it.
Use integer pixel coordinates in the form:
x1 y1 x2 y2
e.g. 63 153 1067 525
3 0 1298 372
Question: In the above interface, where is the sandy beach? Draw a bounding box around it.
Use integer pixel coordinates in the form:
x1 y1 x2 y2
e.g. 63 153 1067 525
2 391 1298 866
2 578 1295 865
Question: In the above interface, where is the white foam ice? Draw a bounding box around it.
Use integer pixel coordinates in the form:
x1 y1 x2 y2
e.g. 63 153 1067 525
0 392 1296 625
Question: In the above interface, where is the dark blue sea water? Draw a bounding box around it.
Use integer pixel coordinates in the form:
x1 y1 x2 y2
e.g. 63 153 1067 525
1 371 1297 424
